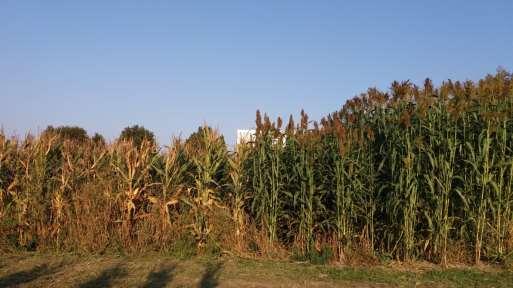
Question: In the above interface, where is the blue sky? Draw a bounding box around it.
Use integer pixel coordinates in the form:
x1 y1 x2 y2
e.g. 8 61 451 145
1 1 512 145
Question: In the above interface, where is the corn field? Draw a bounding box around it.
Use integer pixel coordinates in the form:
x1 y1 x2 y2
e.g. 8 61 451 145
2 70 513 266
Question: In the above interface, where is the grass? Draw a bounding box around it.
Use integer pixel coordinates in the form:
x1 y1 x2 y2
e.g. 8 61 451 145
1 253 512 287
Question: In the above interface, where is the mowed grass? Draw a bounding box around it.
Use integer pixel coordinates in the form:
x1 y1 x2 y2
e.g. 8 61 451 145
1 253 513 287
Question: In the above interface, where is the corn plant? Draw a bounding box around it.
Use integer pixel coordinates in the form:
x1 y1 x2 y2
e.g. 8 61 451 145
110 139 158 239
228 143 250 245
152 138 188 227
184 126 227 247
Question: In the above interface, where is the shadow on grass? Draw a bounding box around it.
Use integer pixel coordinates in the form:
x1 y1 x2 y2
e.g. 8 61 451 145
0 263 63 287
78 264 127 288
141 264 176 288
198 261 223 288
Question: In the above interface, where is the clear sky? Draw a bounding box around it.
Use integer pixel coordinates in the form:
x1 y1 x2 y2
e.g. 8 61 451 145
1 1 512 145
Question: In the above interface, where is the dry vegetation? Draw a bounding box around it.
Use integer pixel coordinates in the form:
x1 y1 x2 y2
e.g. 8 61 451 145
2 70 513 270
